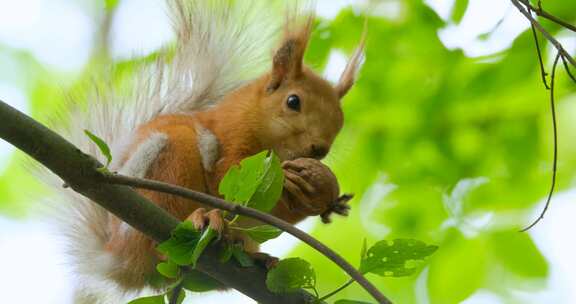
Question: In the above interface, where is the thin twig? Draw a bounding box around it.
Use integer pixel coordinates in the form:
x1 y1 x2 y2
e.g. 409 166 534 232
526 3 550 89
103 173 391 304
517 0 576 33
510 0 576 68
561 55 576 83
318 278 356 302
521 52 561 232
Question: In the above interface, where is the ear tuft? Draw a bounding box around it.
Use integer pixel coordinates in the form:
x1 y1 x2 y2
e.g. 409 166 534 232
336 20 367 99
268 12 315 92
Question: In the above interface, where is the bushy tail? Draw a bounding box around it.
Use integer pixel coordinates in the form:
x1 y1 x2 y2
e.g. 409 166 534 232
37 0 278 302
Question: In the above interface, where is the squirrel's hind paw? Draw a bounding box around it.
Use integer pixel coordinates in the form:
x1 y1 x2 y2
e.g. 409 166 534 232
249 252 279 270
187 208 225 234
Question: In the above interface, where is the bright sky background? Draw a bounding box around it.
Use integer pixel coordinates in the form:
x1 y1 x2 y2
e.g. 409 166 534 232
0 0 574 303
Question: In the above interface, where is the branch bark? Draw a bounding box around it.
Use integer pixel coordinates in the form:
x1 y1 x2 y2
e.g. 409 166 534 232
510 0 576 67
511 0 575 230
520 52 561 231
527 3 550 89
0 99 318 304
517 0 576 33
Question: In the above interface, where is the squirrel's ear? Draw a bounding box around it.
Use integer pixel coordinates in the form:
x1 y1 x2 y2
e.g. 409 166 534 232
335 21 367 99
268 14 314 92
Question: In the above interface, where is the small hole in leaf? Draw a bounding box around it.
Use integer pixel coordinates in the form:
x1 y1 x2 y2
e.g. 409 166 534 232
405 259 418 269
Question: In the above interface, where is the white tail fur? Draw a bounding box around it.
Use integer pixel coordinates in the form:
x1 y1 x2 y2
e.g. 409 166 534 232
39 0 278 302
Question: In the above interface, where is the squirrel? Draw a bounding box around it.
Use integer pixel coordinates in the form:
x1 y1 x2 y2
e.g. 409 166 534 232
44 0 365 302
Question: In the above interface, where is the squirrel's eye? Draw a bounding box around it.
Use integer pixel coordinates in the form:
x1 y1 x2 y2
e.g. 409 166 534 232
286 95 301 112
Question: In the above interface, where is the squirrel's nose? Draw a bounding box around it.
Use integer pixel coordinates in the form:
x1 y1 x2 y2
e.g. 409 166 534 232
310 144 328 159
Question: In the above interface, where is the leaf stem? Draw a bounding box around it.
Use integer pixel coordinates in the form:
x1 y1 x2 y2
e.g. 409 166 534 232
228 214 241 226
318 278 356 302
168 280 184 304
312 286 320 299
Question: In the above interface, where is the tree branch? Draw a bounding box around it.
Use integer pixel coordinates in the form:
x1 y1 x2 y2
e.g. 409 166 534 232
511 0 575 230
510 0 576 68
520 52 561 232
0 99 318 304
561 55 576 83
103 173 390 304
517 0 576 33
526 3 550 89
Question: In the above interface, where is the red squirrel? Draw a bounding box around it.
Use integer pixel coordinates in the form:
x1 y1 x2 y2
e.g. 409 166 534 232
47 0 364 301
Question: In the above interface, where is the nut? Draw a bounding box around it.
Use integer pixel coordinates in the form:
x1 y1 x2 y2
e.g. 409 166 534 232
284 158 352 223
289 158 340 204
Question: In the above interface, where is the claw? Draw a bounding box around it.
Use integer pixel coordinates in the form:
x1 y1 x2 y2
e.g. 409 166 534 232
282 160 306 172
187 208 225 234
206 209 225 233
189 208 208 231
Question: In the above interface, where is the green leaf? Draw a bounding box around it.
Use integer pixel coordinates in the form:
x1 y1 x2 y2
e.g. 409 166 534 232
182 270 222 292
156 260 179 279
105 0 120 11
218 244 233 263
334 300 374 304
489 231 548 278
231 245 255 267
360 239 438 277
190 228 218 268
266 258 316 293
218 151 284 212
428 231 487 303
218 165 240 202
157 221 201 266
84 129 112 167
233 225 283 243
219 151 267 203
451 0 468 23
246 152 284 212
127 295 165 304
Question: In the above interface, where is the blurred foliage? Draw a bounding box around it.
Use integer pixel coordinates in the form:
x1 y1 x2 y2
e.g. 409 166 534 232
301 1 575 303
0 0 575 303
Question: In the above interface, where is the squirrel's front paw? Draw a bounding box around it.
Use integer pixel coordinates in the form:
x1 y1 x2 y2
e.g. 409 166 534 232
282 163 322 215
281 158 349 219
